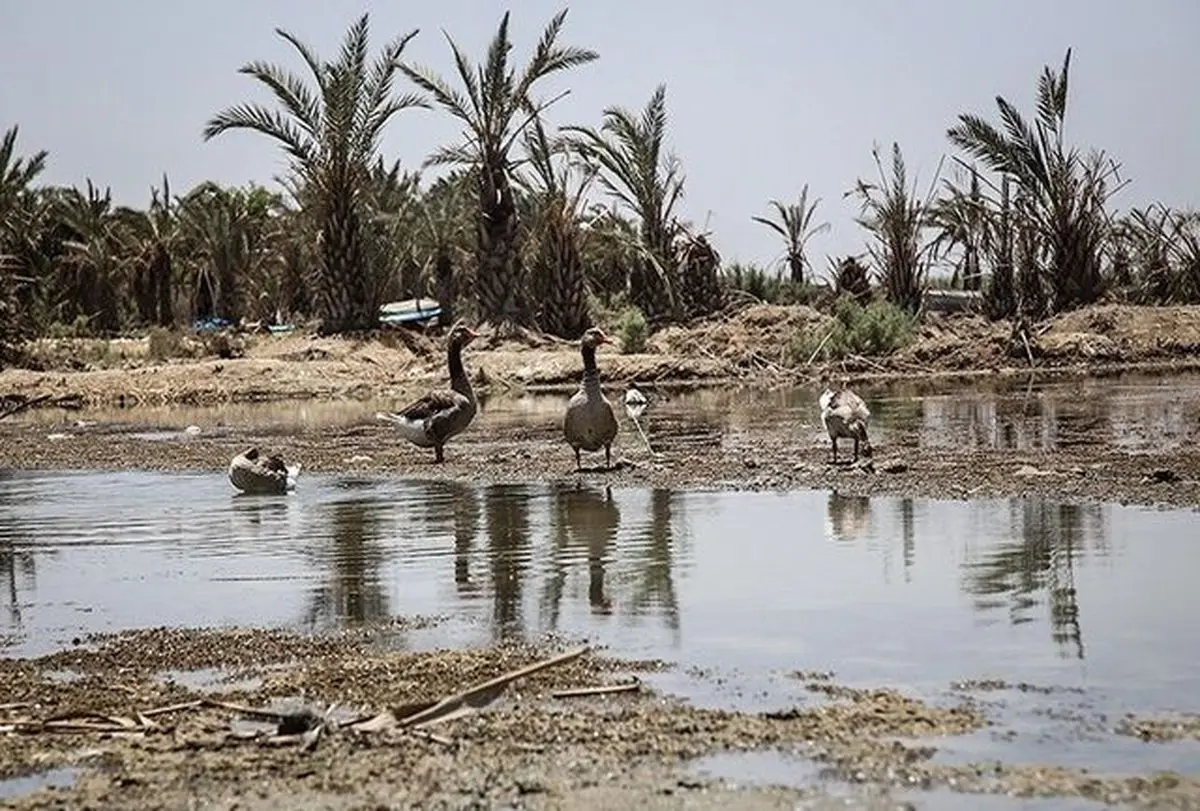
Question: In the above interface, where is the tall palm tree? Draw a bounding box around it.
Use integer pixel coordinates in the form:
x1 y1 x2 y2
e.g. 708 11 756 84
946 49 1122 315
401 9 598 331
564 84 684 324
751 185 830 285
203 14 423 334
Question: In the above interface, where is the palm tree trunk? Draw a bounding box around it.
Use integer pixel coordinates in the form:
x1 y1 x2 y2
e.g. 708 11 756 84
434 250 454 328
476 166 527 329
153 245 174 327
677 233 723 319
537 221 589 339
318 176 372 334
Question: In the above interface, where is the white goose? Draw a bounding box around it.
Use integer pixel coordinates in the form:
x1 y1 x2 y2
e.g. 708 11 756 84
228 447 301 495
819 377 873 464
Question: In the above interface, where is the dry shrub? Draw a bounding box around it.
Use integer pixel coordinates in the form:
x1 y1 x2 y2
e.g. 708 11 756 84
649 303 831 369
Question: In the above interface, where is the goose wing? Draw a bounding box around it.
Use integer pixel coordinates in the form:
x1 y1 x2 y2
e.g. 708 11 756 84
382 389 467 423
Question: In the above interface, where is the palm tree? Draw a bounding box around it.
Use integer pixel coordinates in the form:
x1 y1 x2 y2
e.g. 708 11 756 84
751 185 830 285
401 9 598 331
946 49 1123 315
849 142 941 314
54 180 126 333
0 126 49 360
927 166 991 292
520 119 595 338
118 175 177 327
564 84 684 324
203 14 423 334
176 182 281 324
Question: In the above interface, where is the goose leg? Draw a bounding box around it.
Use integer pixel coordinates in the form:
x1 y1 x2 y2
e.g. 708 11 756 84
574 446 582 472
435 444 445 464
604 444 612 470
830 438 838 465
852 437 859 463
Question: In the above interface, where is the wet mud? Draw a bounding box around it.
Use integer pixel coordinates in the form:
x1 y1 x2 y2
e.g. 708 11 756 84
3 628 1199 810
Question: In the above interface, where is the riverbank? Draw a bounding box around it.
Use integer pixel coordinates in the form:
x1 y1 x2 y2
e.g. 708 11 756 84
3 303 1200 409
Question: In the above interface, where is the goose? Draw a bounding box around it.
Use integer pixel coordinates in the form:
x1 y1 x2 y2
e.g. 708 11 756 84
376 322 480 463
564 327 619 471
819 377 873 464
229 447 301 495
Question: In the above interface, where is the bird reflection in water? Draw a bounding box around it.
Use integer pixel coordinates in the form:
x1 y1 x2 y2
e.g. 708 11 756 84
824 490 872 543
406 480 482 596
543 483 620 628
303 496 389 630
484 484 534 640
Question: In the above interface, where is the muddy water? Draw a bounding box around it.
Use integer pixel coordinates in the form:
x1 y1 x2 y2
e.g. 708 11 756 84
14 370 1200 454
3 468 1200 776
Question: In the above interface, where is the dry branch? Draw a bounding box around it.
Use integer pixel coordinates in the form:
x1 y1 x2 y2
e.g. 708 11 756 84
551 682 640 699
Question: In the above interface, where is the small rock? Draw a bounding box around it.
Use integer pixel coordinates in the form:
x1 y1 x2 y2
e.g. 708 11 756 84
345 454 373 464
46 432 73 441
880 460 908 474
183 425 202 436
743 458 759 469
1015 464 1052 478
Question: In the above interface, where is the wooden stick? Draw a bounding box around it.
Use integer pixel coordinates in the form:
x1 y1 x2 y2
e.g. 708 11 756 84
201 699 291 722
806 329 835 365
551 682 640 699
139 700 203 717
401 646 589 729
408 728 456 748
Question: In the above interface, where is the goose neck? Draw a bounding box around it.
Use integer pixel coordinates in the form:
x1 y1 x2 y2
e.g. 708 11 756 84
448 343 474 401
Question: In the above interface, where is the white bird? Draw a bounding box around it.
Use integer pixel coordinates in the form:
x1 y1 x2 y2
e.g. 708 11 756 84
228 447 301 495
622 383 655 454
624 384 648 421
818 378 873 464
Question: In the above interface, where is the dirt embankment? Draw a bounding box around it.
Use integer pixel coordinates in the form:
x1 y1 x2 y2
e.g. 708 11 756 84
3 627 1198 811
3 303 1200 409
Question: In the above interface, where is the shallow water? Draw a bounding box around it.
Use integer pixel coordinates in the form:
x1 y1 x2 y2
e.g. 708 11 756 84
2 467 1199 782
14 370 1200 455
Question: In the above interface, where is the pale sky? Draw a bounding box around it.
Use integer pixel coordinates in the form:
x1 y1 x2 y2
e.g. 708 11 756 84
2 1 1196 276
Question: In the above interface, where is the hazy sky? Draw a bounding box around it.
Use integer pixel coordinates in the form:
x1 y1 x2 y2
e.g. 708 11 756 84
2 1 1196 276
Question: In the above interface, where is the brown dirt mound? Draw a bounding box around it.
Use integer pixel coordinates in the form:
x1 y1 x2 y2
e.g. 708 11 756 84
1039 304 1200 361
648 304 831 370
894 313 1012 370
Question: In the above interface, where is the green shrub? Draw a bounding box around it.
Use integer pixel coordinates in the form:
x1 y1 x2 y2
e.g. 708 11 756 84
721 263 821 306
616 306 648 354
790 296 917 363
